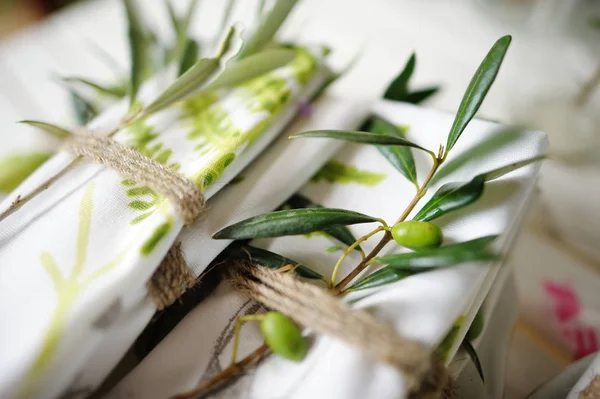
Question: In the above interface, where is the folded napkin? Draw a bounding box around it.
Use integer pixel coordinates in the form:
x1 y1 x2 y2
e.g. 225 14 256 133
69 95 367 396
0 47 327 399
108 100 547 399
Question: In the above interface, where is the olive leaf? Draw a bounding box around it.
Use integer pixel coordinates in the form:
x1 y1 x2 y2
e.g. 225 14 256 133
201 48 295 92
414 155 544 221
167 0 199 67
367 116 417 184
402 87 439 104
142 27 238 115
237 0 299 59
382 53 439 104
63 77 128 98
285 194 363 252
347 268 415 291
234 245 323 279
0 152 52 193
445 35 512 154
217 0 237 47
18 121 72 139
213 208 378 240
482 155 545 182
178 39 201 76
290 130 432 153
348 236 498 291
69 89 98 126
413 176 485 222
462 339 485 383
375 235 498 268
124 0 151 107
383 52 415 101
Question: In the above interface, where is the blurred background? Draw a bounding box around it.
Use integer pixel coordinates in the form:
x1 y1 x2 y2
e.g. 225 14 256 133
1 0 599 397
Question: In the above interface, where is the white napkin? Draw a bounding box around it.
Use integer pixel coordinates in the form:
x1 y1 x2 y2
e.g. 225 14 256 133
0 48 326 399
108 100 548 399
69 95 367 395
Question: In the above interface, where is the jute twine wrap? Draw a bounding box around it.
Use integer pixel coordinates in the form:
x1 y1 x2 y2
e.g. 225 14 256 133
64 133 205 225
64 132 204 309
147 242 197 310
228 261 451 399
580 375 600 399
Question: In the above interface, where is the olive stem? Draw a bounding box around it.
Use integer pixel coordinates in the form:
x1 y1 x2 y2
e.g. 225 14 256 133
229 315 266 367
329 226 385 287
171 344 269 399
173 149 446 398
334 156 442 292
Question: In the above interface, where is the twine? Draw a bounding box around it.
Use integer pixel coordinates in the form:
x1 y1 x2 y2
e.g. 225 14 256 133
147 242 197 310
580 375 600 399
64 132 204 309
228 261 450 398
64 133 205 225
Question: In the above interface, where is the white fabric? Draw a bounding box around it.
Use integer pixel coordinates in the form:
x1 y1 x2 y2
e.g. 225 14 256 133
0 49 327 398
108 100 547 399
70 96 367 395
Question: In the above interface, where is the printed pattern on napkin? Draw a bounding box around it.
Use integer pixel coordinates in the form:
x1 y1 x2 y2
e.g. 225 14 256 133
0 48 322 399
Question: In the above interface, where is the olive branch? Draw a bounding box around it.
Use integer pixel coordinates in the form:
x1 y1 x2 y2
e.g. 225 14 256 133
176 34 547 397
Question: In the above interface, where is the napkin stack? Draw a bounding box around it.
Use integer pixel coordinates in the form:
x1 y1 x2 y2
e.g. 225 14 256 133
0 47 330 399
108 100 547 399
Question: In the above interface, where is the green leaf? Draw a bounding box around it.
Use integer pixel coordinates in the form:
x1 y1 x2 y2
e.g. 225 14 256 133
482 155 545 182
213 208 378 240
445 35 512 154
19 121 72 139
347 268 414 291
143 27 239 115
217 0 237 46
237 0 299 59
69 89 98 126
414 175 485 222
402 86 440 104
285 194 362 252
235 245 323 279
415 155 544 221
374 235 498 269
167 0 199 65
290 130 432 153
63 77 128 98
368 116 417 184
462 339 485 383
201 48 295 92
124 0 151 107
0 152 52 193
383 53 415 101
178 39 200 76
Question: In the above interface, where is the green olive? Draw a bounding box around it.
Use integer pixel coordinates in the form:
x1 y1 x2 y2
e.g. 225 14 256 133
467 310 484 341
260 312 307 362
0 152 51 193
391 221 443 250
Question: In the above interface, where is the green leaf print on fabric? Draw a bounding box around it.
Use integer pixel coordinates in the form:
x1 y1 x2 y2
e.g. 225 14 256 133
21 184 125 398
182 47 318 191
120 119 181 225
310 160 386 186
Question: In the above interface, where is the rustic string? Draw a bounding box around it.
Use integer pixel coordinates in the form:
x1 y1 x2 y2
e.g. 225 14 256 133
580 375 600 399
64 133 205 225
64 132 203 308
227 261 451 399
